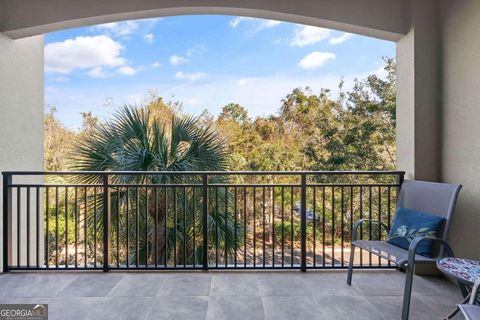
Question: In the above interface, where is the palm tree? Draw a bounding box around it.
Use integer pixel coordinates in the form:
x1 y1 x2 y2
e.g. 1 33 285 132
71 104 242 266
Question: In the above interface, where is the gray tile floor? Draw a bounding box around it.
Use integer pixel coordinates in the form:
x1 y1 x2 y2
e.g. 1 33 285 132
0 270 465 320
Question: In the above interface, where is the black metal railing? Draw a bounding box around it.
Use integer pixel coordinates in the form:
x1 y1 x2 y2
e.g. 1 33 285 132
2 171 404 271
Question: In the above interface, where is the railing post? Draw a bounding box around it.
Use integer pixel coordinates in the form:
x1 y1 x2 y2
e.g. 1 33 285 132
202 174 208 271
103 174 111 272
398 172 405 189
300 174 307 272
2 174 12 272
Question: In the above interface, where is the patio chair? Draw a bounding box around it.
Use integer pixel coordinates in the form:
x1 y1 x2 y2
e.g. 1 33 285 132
346 180 462 320
459 278 480 320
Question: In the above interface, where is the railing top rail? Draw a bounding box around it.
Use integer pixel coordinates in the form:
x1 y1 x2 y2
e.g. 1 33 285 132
2 170 405 176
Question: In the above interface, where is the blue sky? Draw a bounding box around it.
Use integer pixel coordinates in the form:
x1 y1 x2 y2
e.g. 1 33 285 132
44 15 395 129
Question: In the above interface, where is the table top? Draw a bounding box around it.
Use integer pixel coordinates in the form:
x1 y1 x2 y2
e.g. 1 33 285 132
437 257 480 285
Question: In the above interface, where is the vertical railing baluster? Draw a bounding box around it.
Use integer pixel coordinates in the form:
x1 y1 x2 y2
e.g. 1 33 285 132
243 187 247 268
154 187 158 268
164 187 168 268
262 186 266 268
271 187 274 268
368 186 372 266
234 186 237 268
27 187 30 268
378 186 382 266
116 187 120 268
94 187 97 268
387 186 391 267
146 186 149 268
183 186 187 268
322 187 326 267
192 186 196 267
253 187 256 268
84 187 87 268
281 186 285 268
65 187 68 268
300 174 307 272
202 174 208 271
312 187 316 267
36 187 40 269
214 187 218 267
17 187 21 268
103 174 111 272
290 187 293 267
224 186 228 268
136 187 140 268
55 187 58 268
331 186 335 267
3 174 12 272
359 187 363 267
350 187 354 267
74 187 78 268
341 187 344 267
126 187 130 268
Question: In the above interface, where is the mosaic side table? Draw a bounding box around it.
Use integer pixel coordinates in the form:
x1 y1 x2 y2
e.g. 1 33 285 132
437 257 480 319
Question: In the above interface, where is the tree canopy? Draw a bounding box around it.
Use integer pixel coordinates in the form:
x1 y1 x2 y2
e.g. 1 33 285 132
45 58 396 173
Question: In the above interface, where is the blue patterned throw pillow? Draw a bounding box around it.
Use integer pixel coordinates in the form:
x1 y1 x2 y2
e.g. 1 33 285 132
386 207 445 257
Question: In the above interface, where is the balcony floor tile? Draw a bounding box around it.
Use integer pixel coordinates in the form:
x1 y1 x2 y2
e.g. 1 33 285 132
146 296 208 320
207 295 264 320
0 270 464 320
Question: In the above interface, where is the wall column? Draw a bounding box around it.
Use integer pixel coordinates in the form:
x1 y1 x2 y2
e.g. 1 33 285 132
396 0 441 181
440 0 480 259
0 33 44 272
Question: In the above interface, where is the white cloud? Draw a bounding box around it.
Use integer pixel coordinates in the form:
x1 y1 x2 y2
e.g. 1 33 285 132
117 66 139 76
291 26 331 47
45 69 380 128
169 55 188 66
50 75 70 82
237 79 248 87
372 65 389 78
162 72 366 116
45 35 125 74
45 86 59 93
262 20 281 29
229 17 253 28
186 98 204 106
94 21 139 37
152 62 161 68
175 71 207 81
144 33 155 44
298 51 336 70
229 17 281 32
329 33 354 45
186 45 207 57
88 67 108 78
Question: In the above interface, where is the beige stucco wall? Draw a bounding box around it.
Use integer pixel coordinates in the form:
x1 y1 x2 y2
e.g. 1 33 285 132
440 0 480 259
0 33 44 271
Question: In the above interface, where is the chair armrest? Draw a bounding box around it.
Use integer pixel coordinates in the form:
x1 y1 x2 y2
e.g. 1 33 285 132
405 236 455 267
469 278 480 305
352 219 390 242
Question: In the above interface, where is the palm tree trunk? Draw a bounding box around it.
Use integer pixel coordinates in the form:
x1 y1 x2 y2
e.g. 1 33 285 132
147 190 167 266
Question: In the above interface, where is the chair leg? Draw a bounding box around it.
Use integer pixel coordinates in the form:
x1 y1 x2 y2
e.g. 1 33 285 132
401 264 414 320
347 244 355 285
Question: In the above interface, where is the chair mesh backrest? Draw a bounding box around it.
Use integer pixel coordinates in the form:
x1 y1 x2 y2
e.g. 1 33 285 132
397 180 462 240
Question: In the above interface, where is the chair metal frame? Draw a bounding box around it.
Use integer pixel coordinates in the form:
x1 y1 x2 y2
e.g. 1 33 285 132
458 278 480 320
346 180 463 320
